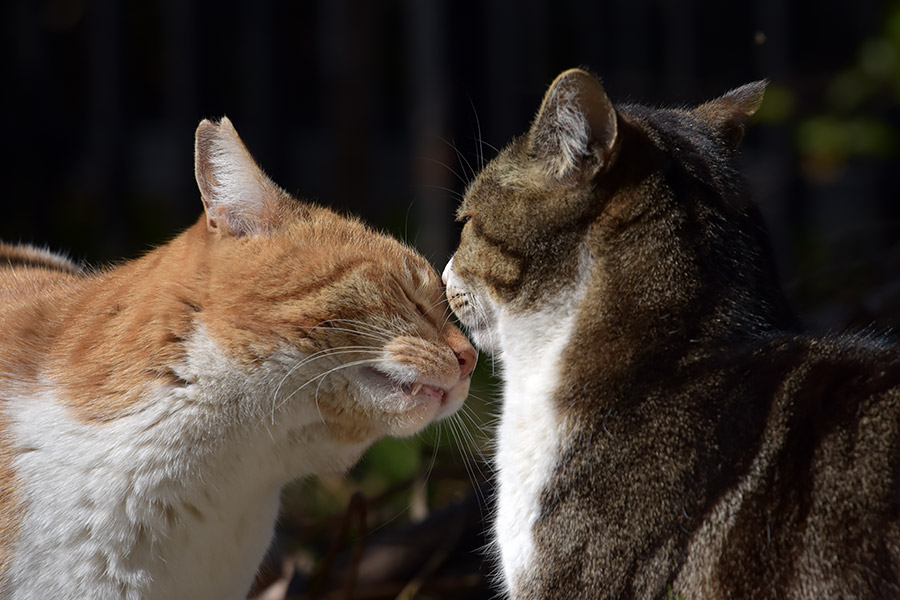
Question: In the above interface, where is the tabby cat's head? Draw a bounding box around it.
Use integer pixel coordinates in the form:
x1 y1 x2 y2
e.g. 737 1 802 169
445 69 793 355
190 119 476 442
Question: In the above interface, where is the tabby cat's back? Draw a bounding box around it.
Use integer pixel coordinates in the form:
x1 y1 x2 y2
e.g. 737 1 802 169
444 69 900 599
0 118 476 599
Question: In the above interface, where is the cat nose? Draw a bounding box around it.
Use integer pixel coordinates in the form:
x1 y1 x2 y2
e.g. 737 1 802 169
454 341 477 380
442 255 454 286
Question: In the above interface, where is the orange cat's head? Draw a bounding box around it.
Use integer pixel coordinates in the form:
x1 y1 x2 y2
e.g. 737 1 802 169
108 118 477 445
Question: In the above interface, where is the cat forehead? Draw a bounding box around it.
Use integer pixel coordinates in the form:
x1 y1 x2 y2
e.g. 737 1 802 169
458 108 744 227
459 143 557 210
274 211 439 288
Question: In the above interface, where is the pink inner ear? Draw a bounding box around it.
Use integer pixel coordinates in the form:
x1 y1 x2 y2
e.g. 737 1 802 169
193 118 291 238
531 69 620 178
204 203 239 236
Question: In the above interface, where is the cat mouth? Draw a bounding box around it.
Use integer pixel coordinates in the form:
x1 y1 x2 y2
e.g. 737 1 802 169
401 381 447 404
360 367 449 406
355 364 470 436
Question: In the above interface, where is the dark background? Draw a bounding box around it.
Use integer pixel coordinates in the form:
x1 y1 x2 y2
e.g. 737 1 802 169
4 1 900 598
5 1 900 326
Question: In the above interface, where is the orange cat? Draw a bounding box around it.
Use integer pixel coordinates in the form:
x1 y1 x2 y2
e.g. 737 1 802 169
0 118 476 599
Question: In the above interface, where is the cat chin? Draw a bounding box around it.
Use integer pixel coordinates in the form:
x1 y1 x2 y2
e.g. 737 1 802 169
436 378 470 421
354 367 469 436
467 325 502 356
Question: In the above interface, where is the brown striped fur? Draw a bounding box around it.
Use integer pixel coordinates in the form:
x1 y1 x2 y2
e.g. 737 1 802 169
447 69 900 599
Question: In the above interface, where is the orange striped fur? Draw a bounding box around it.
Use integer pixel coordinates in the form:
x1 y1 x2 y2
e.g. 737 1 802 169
0 118 475 599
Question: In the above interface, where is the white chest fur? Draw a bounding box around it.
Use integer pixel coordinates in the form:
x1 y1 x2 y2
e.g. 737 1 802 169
3 327 367 600
7 391 276 599
494 302 582 595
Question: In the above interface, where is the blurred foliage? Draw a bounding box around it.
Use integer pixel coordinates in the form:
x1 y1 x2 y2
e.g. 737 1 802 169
754 2 900 329
758 2 900 180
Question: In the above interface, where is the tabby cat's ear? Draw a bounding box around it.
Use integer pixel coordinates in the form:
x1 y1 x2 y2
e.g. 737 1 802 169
194 117 285 237
529 68 619 179
694 81 767 150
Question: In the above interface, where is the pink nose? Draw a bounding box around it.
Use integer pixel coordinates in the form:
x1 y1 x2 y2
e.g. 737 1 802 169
455 342 477 379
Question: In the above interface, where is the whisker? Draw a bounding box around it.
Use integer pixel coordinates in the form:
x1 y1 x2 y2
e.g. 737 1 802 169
273 357 386 418
454 141 476 183
421 156 469 188
424 297 456 334
438 136 476 184
309 319 395 342
465 92 485 170
438 303 457 334
422 423 441 484
404 199 415 244
446 414 488 511
364 434 442 537
293 325 390 344
325 318 398 342
423 295 450 315
271 352 383 423
479 139 500 155
422 184 465 201
457 402 491 438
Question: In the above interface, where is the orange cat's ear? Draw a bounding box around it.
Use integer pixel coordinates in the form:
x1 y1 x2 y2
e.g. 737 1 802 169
194 117 286 237
529 68 619 180
694 81 767 151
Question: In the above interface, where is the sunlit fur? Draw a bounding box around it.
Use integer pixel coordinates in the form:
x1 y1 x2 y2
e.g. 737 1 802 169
0 118 475 599
446 68 900 600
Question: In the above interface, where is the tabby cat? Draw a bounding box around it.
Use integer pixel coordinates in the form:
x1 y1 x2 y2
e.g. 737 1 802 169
0 117 476 599
444 68 900 599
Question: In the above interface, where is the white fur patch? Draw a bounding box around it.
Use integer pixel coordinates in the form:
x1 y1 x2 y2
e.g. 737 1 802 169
494 302 581 593
445 246 591 595
4 326 368 599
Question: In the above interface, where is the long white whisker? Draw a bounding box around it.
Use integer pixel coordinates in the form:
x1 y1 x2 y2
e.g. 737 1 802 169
294 325 390 344
275 346 380 391
438 303 457 334
447 414 486 507
364 434 442 537
465 294 501 375
452 137 477 183
424 294 450 312
466 92 485 170
271 350 383 423
421 156 469 187
324 318 397 342
423 184 465 201
456 406 494 475
305 319 395 343
273 357 387 418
